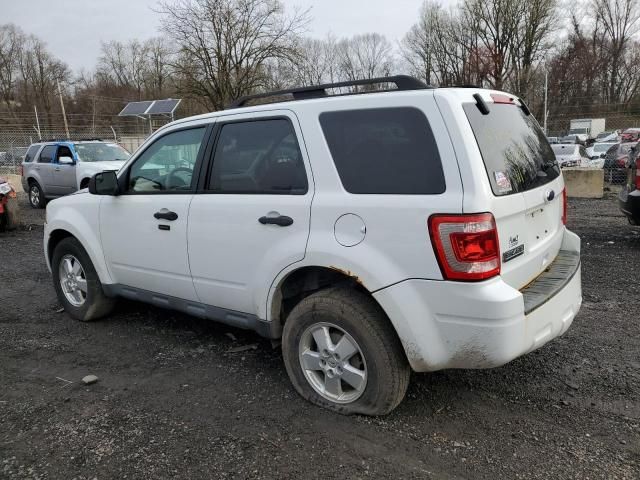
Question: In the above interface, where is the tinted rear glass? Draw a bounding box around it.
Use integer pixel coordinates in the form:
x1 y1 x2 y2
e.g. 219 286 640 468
24 145 40 163
464 103 560 196
38 145 56 164
320 107 445 194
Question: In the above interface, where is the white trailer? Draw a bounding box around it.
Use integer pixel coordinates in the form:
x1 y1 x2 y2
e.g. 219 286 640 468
569 118 606 139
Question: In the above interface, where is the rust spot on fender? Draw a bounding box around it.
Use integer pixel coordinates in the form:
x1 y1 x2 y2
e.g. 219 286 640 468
329 266 365 287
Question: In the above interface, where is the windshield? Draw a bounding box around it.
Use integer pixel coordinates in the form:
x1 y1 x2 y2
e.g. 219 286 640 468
464 102 560 196
74 143 130 162
594 143 614 153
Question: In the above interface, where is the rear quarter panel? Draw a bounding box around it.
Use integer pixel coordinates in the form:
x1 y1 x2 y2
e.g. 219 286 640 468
264 91 464 320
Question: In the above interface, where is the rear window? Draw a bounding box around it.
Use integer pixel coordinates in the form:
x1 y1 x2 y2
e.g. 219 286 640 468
464 103 560 196
319 107 445 194
24 145 40 163
551 144 577 155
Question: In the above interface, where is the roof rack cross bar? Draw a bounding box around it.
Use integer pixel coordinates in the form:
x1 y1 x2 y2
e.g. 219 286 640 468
228 75 431 109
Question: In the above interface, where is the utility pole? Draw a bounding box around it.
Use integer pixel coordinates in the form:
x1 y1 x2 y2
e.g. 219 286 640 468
92 96 96 134
57 79 70 139
34 105 41 139
543 70 548 135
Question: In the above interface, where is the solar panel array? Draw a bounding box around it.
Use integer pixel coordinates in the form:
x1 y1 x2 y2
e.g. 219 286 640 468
118 99 181 117
146 99 181 115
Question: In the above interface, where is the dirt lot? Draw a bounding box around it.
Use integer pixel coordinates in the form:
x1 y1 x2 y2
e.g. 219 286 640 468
1 193 639 479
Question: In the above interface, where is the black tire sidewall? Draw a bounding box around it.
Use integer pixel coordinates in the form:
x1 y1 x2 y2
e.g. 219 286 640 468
282 290 406 415
52 237 104 321
29 183 43 209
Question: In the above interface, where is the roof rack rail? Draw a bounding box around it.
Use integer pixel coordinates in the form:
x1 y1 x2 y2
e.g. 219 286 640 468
228 75 431 109
38 138 71 143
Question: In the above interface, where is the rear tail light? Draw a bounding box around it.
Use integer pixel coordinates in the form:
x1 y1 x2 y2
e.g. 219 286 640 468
635 157 640 190
428 213 500 281
562 188 568 225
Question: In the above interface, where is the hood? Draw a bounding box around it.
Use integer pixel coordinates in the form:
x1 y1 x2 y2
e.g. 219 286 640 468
80 160 126 171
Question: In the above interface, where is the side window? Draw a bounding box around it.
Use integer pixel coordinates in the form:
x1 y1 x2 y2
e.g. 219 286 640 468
579 146 588 158
208 119 308 194
38 145 56 164
24 145 40 163
56 146 73 162
320 108 445 194
127 127 206 193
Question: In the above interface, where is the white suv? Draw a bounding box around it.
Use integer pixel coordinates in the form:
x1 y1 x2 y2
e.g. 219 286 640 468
44 76 582 415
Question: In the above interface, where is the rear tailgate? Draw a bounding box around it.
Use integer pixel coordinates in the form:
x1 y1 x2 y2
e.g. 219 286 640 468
439 89 565 290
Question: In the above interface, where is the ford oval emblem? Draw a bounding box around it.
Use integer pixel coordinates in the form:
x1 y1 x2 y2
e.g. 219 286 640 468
545 189 555 202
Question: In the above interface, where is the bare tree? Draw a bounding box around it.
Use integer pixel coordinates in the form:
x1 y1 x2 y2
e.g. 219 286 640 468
336 33 394 83
18 35 70 124
157 0 309 110
462 0 524 90
509 0 558 98
591 0 640 102
0 24 25 114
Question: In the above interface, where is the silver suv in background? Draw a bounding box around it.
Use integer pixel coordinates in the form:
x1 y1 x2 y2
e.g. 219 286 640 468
21 140 130 208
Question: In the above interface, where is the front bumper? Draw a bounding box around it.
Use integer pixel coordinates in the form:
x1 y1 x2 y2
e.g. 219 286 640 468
618 187 640 225
373 230 582 372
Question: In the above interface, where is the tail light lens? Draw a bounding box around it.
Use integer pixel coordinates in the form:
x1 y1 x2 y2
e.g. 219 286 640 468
428 213 500 281
562 188 568 225
635 157 640 190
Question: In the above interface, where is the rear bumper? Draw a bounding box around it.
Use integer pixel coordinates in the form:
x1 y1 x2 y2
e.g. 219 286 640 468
374 229 582 372
618 187 640 225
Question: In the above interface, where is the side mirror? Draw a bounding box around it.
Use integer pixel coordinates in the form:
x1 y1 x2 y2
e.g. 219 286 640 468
59 156 74 165
88 171 119 196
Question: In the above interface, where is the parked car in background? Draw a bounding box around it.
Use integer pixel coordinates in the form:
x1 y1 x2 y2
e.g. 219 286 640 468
43 76 582 415
619 152 640 224
596 131 619 143
621 128 640 142
604 142 637 183
21 140 131 208
559 134 584 145
586 141 617 160
547 136 559 144
551 143 590 167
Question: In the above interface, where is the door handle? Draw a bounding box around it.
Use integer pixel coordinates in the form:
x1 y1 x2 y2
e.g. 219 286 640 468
258 214 293 227
54 167 60 171
154 210 179 221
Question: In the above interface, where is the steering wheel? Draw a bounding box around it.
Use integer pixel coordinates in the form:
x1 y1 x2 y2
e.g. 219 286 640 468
166 167 193 189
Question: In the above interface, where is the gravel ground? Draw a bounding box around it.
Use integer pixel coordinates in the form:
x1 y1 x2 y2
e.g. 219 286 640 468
0 193 639 479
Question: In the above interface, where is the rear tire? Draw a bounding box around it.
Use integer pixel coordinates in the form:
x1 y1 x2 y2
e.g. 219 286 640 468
28 181 45 209
52 237 116 321
282 287 410 416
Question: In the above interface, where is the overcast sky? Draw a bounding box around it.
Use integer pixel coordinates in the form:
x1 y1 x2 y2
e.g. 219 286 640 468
1 0 442 73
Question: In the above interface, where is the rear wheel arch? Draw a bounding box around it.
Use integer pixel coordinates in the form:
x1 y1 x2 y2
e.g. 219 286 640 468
80 178 90 189
268 266 403 347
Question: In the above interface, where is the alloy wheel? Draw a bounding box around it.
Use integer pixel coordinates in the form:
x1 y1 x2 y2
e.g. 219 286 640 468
58 254 88 307
298 322 367 404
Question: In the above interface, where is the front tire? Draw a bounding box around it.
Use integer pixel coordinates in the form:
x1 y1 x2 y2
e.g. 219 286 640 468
28 182 45 209
282 287 410 416
52 237 116 321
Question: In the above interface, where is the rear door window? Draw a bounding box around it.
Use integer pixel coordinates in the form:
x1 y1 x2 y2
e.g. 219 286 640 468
320 107 445 194
24 145 40 163
208 119 308 194
38 145 56 164
463 103 560 196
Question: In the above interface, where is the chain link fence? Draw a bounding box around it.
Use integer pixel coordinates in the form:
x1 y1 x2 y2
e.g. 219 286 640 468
0 128 149 175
